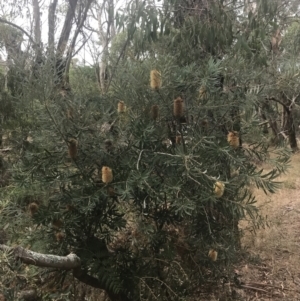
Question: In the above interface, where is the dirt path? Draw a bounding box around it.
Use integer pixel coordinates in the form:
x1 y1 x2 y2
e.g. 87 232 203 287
237 152 300 300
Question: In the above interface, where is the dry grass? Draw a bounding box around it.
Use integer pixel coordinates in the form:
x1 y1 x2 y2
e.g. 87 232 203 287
237 152 300 300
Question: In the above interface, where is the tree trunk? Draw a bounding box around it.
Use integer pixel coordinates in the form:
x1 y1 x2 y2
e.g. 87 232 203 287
32 0 43 78
285 109 298 151
97 0 116 93
57 0 79 56
64 0 94 88
32 0 41 46
259 107 269 134
262 101 283 144
280 94 298 151
48 0 58 56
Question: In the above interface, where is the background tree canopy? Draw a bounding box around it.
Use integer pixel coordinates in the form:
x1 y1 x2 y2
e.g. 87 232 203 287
0 0 299 300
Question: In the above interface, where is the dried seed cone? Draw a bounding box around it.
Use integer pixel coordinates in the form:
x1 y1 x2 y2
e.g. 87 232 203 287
208 249 218 261
107 186 115 196
102 166 113 184
66 204 75 211
227 131 239 149
201 119 208 127
52 219 63 229
151 105 159 120
118 101 126 113
68 138 78 159
199 85 207 99
230 169 239 178
173 97 184 118
150 69 161 90
176 135 182 145
55 232 65 242
104 139 113 152
28 202 39 215
214 181 225 198
66 108 74 120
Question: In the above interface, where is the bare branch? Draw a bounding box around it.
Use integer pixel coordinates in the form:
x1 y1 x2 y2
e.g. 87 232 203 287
0 18 36 45
64 0 94 85
0 244 80 269
0 244 129 301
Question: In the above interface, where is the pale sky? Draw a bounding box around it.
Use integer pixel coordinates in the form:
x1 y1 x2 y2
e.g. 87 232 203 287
0 0 126 65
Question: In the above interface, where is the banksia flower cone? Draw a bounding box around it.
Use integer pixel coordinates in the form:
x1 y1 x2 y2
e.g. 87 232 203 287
173 97 184 118
28 202 39 216
151 105 159 120
227 131 239 149
214 181 225 198
208 249 218 261
68 138 78 159
102 166 113 184
150 69 161 90
118 101 126 113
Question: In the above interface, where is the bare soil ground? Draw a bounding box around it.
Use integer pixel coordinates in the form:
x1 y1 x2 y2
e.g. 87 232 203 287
235 152 300 300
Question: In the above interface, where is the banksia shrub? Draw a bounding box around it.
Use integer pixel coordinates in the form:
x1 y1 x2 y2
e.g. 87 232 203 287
28 202 39 216
173 97 184 118
3 14 291 301
68 138 78 159
102 166 113 184
227 131 239 149
150 105 159 120
150 69 161 90
208 249 218 261
118 101 126 113
214 181 225 198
